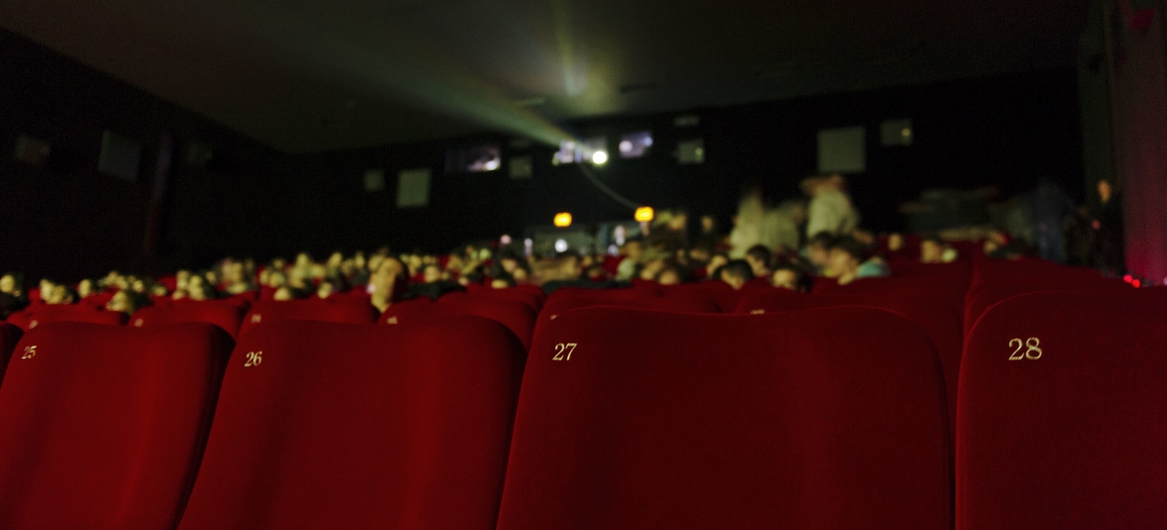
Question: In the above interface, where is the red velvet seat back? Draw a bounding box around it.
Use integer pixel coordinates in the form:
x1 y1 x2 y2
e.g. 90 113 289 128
958 291 1167 528
382 297 537 349
737 289 962 440
0 323 22 384
0 323 231 529
239 298 376 336
5 304 127 331
962 278 1130 333
816 275 968 310
534 290 721 339
498 308 950 529
131 302 246 338
177 319 525 529
664 278 770 312
464 284 546 310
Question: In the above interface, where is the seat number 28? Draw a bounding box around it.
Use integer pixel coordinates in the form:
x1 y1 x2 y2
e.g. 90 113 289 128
1008 338 1042 361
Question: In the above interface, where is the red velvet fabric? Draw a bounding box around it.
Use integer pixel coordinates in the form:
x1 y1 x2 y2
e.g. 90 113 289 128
447 286 546 311
177 319 524 529
962 279 1130 334
498 308 951 529
736 289 962 440
535 288 721 339
131 302 247 338
660 278 770 312
79 291 115 309
5 305 128 331
0 322 231 529
0 322 22 383
958 291 1167 528
381 296 537 349
815 275 968 310
238 298 377 336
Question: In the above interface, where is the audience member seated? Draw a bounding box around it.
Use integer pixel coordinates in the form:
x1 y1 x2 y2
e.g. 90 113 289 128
105 290 151 315
825 236 890 285
921 235 959 264
744 244 772 279
719 259 755 290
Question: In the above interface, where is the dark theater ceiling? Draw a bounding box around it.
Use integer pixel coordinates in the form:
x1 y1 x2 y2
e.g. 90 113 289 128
0 0 1085 152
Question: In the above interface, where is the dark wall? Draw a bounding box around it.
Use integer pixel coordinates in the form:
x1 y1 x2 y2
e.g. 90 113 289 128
303 68 1085 253
0 29 300 282
0 23 1086 279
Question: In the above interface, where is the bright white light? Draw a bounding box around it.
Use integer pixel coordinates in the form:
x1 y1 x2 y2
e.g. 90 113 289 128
500 234 512 245
643 137 653 146
619 140 633 153
592 150 609 165
524 238 533 256
483 158 501 171
614 225 627 246
554 239 569 253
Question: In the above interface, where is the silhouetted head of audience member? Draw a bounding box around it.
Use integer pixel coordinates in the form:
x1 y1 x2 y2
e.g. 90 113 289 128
106 290 149 315
490 272 517 289
422 264 443 284
0 273 23 298
920 236 957 264
720 259 755 290
1098 179 1113 204
826 236 867 285
655 264 687 286
370 256 408 312
805 232 835 271
77 279 97 298
744 244 772 278
46 283 78 305
186 275 218 301
886 233 905 252
771 262 809 291
316 279 342 299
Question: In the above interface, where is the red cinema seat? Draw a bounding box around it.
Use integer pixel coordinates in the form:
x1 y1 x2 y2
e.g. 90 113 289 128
131 302 247 338
737 289 962 439
816 275 968 310
0 323 232 529
238 298 377 336
970 258 1101 286
173 295 251 311
5 305 128 331
962 278 1130 334
0 322 22 382
958 291 1167 528
79 291 115 309
498 308 950 529
381 297 537 349
177 319 524 529
461 284 546 310
534 289 721 339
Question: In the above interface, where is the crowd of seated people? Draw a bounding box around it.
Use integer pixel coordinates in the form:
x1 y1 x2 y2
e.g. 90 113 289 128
0 174 1131 323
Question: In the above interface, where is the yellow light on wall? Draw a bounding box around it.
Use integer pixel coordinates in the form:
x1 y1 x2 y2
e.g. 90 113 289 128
553 212 573 227
634 206 654 223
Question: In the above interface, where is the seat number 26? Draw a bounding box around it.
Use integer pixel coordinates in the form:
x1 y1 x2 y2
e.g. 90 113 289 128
1008 338 1043 361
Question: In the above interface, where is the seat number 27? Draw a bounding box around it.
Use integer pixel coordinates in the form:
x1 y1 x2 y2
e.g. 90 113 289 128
552 343 577 362
1008 338 1042 361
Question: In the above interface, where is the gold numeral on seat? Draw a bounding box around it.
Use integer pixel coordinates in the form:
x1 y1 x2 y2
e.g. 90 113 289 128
552 343 577 361
1008 338 1042 361
20 345 37 360
244 351 263 367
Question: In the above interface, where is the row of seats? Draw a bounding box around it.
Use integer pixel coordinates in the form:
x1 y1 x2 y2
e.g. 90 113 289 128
0 269 1159 528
